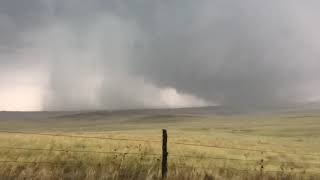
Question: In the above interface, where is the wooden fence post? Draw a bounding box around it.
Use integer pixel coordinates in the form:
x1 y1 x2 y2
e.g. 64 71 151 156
162 129 168 179
260 158 264 177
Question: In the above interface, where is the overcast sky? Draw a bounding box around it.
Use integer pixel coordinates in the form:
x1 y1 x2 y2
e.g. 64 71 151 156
0 0 320 111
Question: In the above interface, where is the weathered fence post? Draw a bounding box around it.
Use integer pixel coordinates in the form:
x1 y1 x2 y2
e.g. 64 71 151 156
260 158 264 178
162 129 168 179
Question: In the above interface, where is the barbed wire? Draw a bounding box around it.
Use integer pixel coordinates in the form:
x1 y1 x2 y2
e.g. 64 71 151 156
1 130 318 158
0 146 161 157
172 164 320 176
0 130 160 143
169 154 320 166
1 130 320 173
172 165 258 172
2 160 320 177
169 154 259 163
170 142 320 157
0 160 79 165
1 146 319 167
0 160 145 167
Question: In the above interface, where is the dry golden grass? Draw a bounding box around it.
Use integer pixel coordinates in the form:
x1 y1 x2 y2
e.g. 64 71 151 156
0 110 320 179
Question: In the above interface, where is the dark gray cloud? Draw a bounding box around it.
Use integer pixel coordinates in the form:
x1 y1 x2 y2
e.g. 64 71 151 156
1 0 320 110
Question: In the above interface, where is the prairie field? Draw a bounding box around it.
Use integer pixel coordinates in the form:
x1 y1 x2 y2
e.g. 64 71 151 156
0 107 320 180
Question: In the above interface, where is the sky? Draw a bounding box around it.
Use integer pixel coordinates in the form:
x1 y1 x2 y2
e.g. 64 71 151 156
0 0 320 111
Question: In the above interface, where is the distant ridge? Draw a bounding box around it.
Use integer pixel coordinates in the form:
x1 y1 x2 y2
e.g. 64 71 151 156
1 102 320 121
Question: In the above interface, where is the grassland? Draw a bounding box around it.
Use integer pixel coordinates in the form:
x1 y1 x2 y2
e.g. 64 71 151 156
0 107 320 180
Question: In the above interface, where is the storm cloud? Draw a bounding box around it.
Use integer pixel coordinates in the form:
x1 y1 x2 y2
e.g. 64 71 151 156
1 0 320 111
